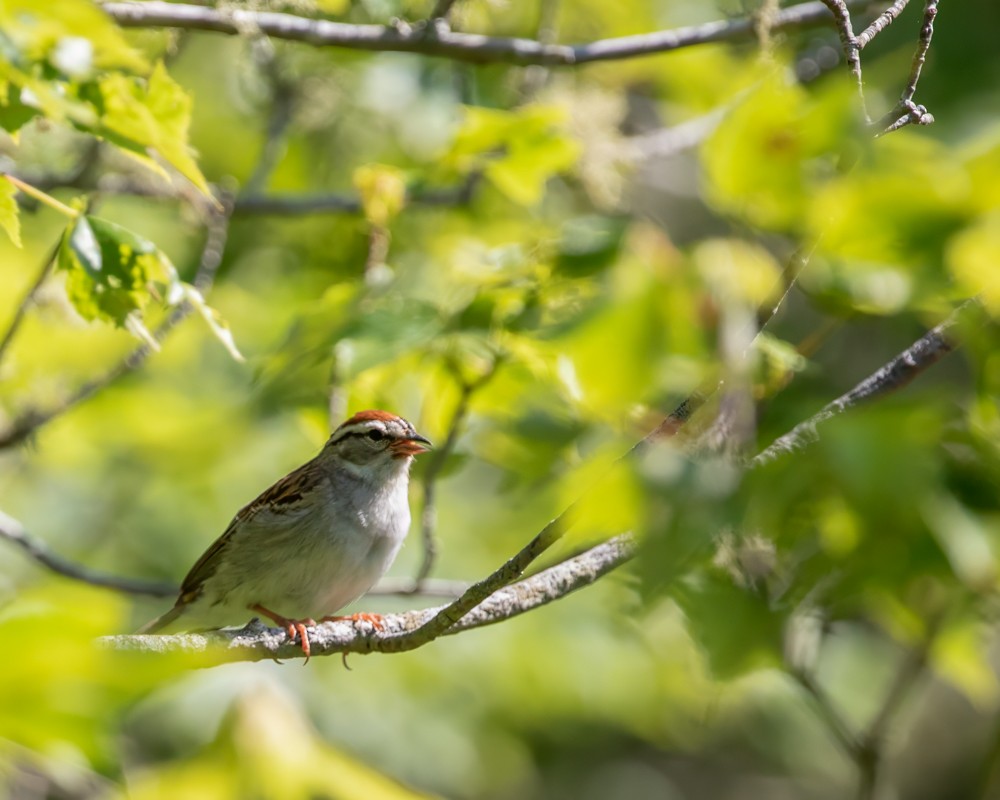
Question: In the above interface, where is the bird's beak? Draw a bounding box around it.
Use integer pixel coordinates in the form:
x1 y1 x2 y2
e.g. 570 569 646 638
391 433 433 457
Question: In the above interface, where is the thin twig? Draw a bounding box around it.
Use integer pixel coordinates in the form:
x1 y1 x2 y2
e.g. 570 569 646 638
413 360 498 588
427 0 460 22
0 194 234 449
242 60 297 197
103 0 880 67
0 509 178 597
872 0 938 134
0 238 61 367
517 0 562 98
857 0 909 48
793 669 862 756
899 0 939 105
234 176 478 216
101 535 638 658
819 0 868 121
751 301 974 467
853 615 942 800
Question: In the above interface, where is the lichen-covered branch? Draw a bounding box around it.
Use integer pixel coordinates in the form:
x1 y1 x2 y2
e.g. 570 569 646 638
100 535 637 659
103 0 880 66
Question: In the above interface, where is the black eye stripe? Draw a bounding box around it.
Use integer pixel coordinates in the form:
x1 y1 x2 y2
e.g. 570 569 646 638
334 427 391 443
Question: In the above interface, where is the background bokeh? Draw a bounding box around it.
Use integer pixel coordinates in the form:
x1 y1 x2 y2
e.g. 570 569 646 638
2 1 1000 798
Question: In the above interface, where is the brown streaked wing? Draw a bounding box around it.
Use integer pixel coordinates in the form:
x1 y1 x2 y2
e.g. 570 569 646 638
175 457 322 604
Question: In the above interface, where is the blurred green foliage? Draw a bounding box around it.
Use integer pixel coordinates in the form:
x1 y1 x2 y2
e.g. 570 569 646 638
1 0 1000 798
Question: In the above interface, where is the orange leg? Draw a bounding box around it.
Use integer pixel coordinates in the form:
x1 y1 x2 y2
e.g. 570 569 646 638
320 612 385 631
250 604 316 661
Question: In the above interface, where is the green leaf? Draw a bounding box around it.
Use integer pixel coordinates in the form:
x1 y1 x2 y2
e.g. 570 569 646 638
0 178 22 247
97 62 211 197
181 284 245 363
353 163 407 228
0 0 148 74
57 215 168 326
0 79 40 134
447 104 580 206
674 571 786 679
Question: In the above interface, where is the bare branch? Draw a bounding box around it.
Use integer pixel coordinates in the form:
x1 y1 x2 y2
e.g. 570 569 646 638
234 176 479 216
0 194 234 450
793 669 862 756
751 300 972 467
427 0 460 22
0 509 178 597
873 0 938 134
857 0 909 48
0 238 60 368
101 535 637 658
819 0 865 118
102 0 880 67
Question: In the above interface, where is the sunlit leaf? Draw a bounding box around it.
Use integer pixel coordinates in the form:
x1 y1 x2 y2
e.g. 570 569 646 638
0 0 147 73
57 215 170 327
931 618 1000 710
0 177 22 247
97 62 211 196
947 212 1000 314
353 163 407 228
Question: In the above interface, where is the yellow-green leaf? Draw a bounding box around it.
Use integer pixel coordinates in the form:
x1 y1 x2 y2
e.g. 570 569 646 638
353 164 407 228
98 62 211 197
0 178 22 247
0 0 148 74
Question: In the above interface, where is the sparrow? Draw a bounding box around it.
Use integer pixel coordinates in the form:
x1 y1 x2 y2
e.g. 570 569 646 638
137 410 432 659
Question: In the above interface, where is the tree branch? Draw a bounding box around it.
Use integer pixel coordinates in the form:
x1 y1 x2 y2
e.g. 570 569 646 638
0 509 178 597
233 176 479 216
857 0 909 48
102 0 881 67
0 237 60 368
750 302 972 467
874 0 938 135
18 300 970 660
100 535 637 658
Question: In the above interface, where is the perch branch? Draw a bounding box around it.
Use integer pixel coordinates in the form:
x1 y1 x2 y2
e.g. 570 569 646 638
100 535 637 658
18 300 970 658
102 0 881 67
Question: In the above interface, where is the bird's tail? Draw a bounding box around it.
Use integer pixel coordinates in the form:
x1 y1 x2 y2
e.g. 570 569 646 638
135 604 184 635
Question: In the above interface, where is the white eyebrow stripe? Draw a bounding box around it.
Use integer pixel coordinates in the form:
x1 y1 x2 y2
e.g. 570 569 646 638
329 419 393 443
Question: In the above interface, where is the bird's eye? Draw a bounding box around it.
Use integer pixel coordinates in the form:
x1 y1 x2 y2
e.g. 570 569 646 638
367 430 384 442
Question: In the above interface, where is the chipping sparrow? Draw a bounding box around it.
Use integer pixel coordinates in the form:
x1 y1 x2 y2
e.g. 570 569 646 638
137 410 431 658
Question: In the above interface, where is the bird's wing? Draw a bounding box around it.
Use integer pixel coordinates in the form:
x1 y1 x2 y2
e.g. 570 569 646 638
175 457 324 605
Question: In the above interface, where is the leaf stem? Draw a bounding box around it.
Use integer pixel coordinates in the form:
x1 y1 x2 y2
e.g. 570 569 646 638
3 174 80 219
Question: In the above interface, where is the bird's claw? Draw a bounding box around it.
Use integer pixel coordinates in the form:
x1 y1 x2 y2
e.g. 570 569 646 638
320 612 385 631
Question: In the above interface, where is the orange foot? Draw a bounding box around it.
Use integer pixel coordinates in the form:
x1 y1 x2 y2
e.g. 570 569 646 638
320 612 385 631
250 604 317 662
